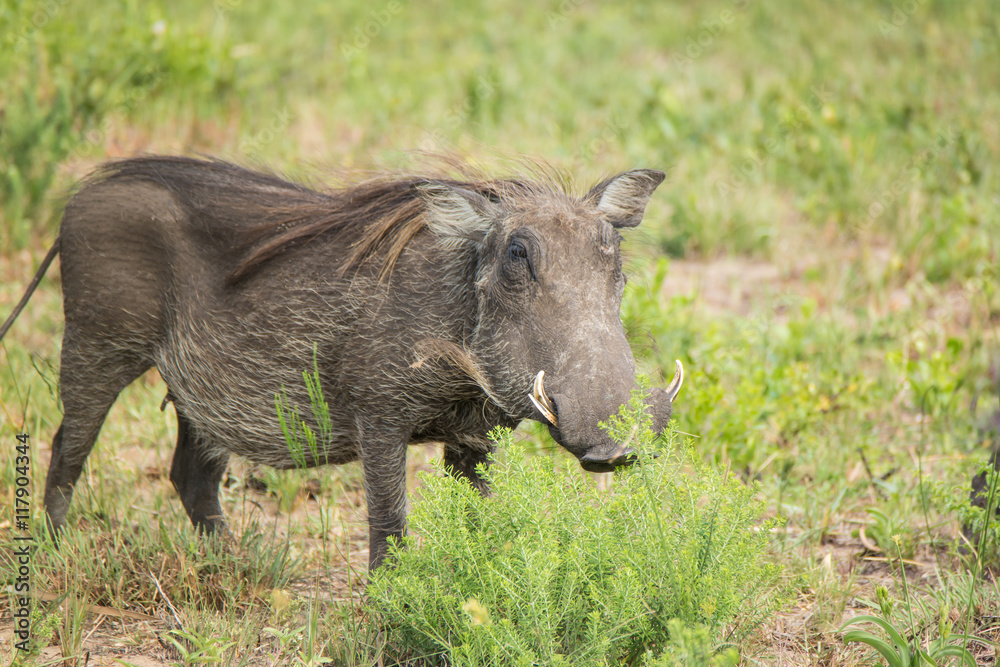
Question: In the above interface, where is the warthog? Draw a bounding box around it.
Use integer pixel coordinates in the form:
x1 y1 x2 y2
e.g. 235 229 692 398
0 156 682 569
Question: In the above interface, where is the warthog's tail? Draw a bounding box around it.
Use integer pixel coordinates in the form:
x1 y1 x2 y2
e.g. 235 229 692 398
0 237 61 341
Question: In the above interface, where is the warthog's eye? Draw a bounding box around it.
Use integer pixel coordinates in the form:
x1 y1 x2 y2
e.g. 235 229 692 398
507 238 528 262
504 236 536 282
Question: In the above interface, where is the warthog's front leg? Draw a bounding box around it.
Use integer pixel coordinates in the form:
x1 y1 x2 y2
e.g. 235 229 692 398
358 419 411 570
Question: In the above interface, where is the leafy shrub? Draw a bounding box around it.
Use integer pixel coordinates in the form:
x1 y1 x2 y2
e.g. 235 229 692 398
366 392 786 666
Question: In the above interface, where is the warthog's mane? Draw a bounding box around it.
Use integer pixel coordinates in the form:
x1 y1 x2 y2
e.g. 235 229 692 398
87 155 576 284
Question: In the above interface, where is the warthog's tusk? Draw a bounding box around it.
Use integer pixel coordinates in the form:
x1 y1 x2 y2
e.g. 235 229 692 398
665 359 684 403
529 370 559 427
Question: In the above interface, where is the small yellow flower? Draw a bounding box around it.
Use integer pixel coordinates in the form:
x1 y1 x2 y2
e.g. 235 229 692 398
462 598 490 626
270 588 292 615
700 598 717 617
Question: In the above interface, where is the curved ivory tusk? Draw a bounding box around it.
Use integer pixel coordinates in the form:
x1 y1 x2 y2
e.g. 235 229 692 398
529 370 559 427
665 359 684 402
533 371 557 413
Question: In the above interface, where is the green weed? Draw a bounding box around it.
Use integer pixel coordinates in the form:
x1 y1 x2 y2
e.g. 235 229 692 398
841 582 977 667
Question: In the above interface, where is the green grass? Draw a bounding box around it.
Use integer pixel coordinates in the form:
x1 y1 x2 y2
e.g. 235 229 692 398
2 0 1000 663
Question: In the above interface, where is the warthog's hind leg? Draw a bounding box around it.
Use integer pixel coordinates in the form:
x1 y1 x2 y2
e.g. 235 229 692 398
45 345 150 537
169 409 230 535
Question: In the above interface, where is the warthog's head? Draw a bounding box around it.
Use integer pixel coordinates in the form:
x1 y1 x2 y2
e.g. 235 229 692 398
418 169 681 471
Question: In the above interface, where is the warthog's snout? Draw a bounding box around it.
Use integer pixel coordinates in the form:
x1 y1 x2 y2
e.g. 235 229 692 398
529 360 684 472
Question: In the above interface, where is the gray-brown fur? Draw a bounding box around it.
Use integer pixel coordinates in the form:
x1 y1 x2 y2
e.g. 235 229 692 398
7 156 675 570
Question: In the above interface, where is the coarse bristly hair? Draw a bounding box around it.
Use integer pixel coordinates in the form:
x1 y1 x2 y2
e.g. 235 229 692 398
35 152 676 574
83 154 579 285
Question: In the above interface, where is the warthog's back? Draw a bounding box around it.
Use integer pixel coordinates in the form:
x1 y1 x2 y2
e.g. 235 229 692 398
60 158 321 338
60 159 368 467
60 179 181 345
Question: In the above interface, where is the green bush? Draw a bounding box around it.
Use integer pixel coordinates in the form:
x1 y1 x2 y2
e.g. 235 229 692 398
366 392 786 666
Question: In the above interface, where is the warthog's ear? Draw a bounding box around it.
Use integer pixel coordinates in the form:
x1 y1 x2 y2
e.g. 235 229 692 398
585 169 666 228
415 182 495 246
